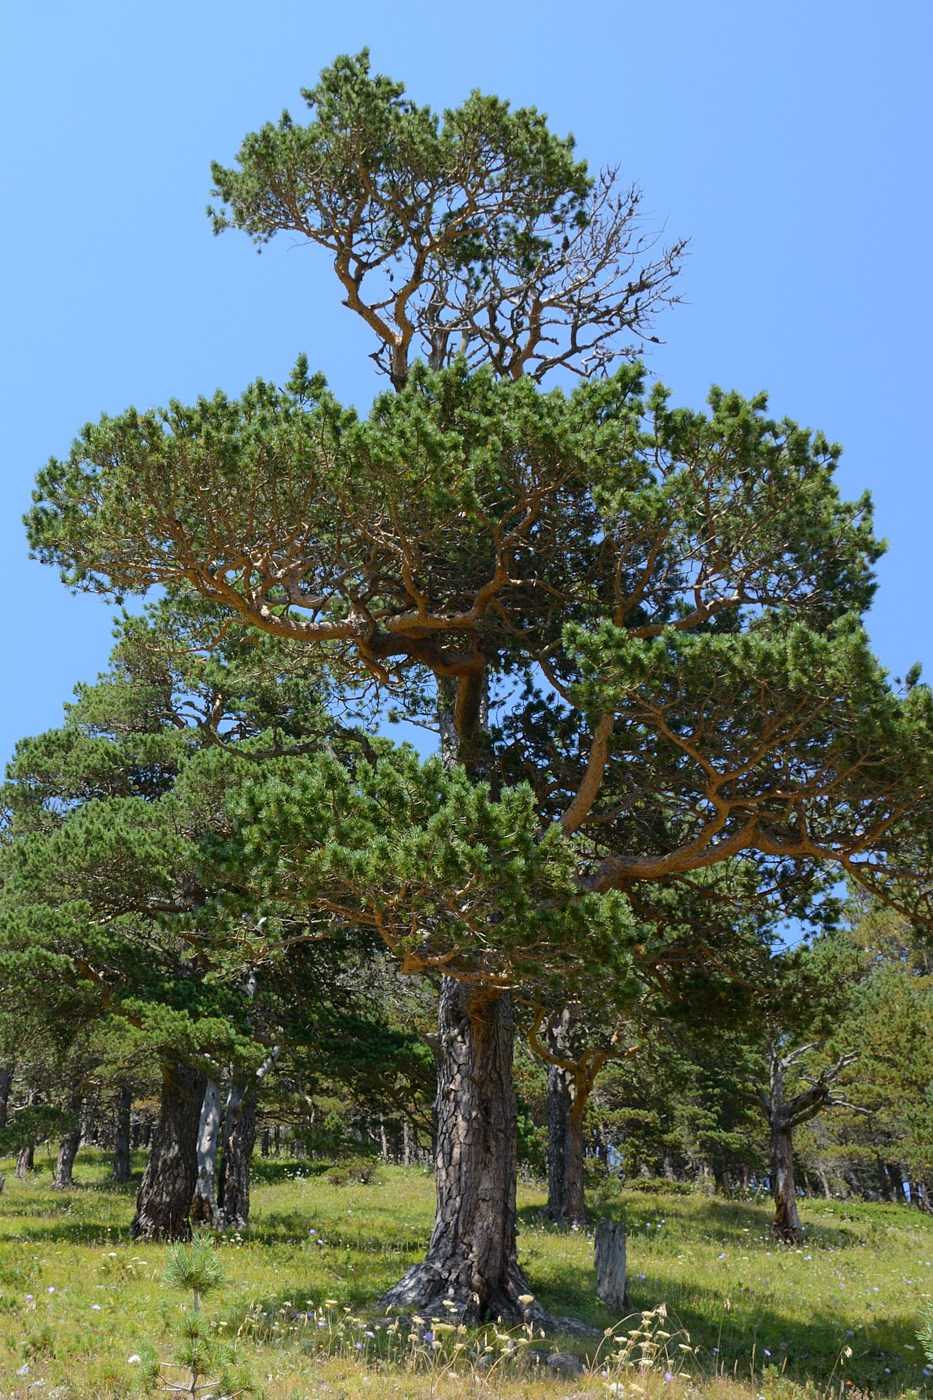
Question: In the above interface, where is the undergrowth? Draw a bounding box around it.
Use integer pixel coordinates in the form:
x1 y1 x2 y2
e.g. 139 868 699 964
0 1150 929 1398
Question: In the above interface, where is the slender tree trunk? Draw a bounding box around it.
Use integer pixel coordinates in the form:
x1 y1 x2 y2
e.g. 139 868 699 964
191 1080 222 1227
0 1069 13 1131
885 1163 906 1203
113 1087 132 1182
131 1057 206 1242
218 1082 257 1229
380 978 539 1324
52 1096 83 1190
770 1121 804 1242
15 1088 36 1179
544 1010 587 1227
877 1157 893 1201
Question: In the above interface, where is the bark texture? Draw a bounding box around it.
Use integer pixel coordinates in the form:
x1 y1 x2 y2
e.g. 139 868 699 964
544 1010 588 1227
770 1121 804 1243
763 1043 858 1244
380 978 537 1324
112 1087 132 1182
52 1098 83 1190
191 1079 222 1227
594 1218 628 1311
131 1058 206 1242
15 1145 34 1179
219 1081 257 1229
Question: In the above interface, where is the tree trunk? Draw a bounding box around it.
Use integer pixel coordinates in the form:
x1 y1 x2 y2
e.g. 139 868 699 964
218 1081 257 1229
877 1157 893 1201
379 978 538 1324
52 1097 83 1190
594 1218 628 1311
113 1087 132 1182
15 1145 34 1179
713 1158 731 1195
544 1010 588 1227
190 1080 221 1227
131 1057 206 1242
0 1069 12 1131
770 1121 804 1243
885 1163 906 1203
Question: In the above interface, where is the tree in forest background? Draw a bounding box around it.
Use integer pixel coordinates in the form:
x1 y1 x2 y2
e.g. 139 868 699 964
789 902 933 1206
0 600 339 1236
23 51 933 1322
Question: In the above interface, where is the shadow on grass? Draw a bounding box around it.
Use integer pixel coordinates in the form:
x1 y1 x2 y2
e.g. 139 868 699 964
216 1264 929 1400
521 1194 863 1251
250 1159 335 1185
0 1218 130 1244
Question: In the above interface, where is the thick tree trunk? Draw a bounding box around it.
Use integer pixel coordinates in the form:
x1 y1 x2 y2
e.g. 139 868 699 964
131 1058 206 1242
380 978 538 1324
15 1145 34 1179
544 1012 588 1227
52 1097 83 1190
112 1087 132 1182
770 1122 804 1243
190 1080 222 1227
218 1081 257 1229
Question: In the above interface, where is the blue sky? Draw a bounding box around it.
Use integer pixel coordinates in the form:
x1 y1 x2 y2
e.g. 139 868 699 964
2 0 930 771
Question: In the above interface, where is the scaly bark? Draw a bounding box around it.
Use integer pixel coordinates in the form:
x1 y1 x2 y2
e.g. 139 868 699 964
131 1057 206 1242
380 978 539 1324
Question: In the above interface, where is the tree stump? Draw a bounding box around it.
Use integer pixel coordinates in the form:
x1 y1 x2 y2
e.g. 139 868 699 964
594 1218 628 1311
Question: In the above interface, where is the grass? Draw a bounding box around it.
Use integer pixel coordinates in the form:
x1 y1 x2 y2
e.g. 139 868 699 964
0 1150 929 1398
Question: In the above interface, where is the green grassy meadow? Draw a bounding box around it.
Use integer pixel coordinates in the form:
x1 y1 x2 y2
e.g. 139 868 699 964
0 1151 929 1398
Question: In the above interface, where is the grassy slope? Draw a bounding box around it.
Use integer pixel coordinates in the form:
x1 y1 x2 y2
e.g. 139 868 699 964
0 1151 929 1398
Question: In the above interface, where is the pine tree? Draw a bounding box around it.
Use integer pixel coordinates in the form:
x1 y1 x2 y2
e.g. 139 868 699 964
23 54 932 1318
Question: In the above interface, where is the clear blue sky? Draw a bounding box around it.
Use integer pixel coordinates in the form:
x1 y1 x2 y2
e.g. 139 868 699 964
2 0 930 771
